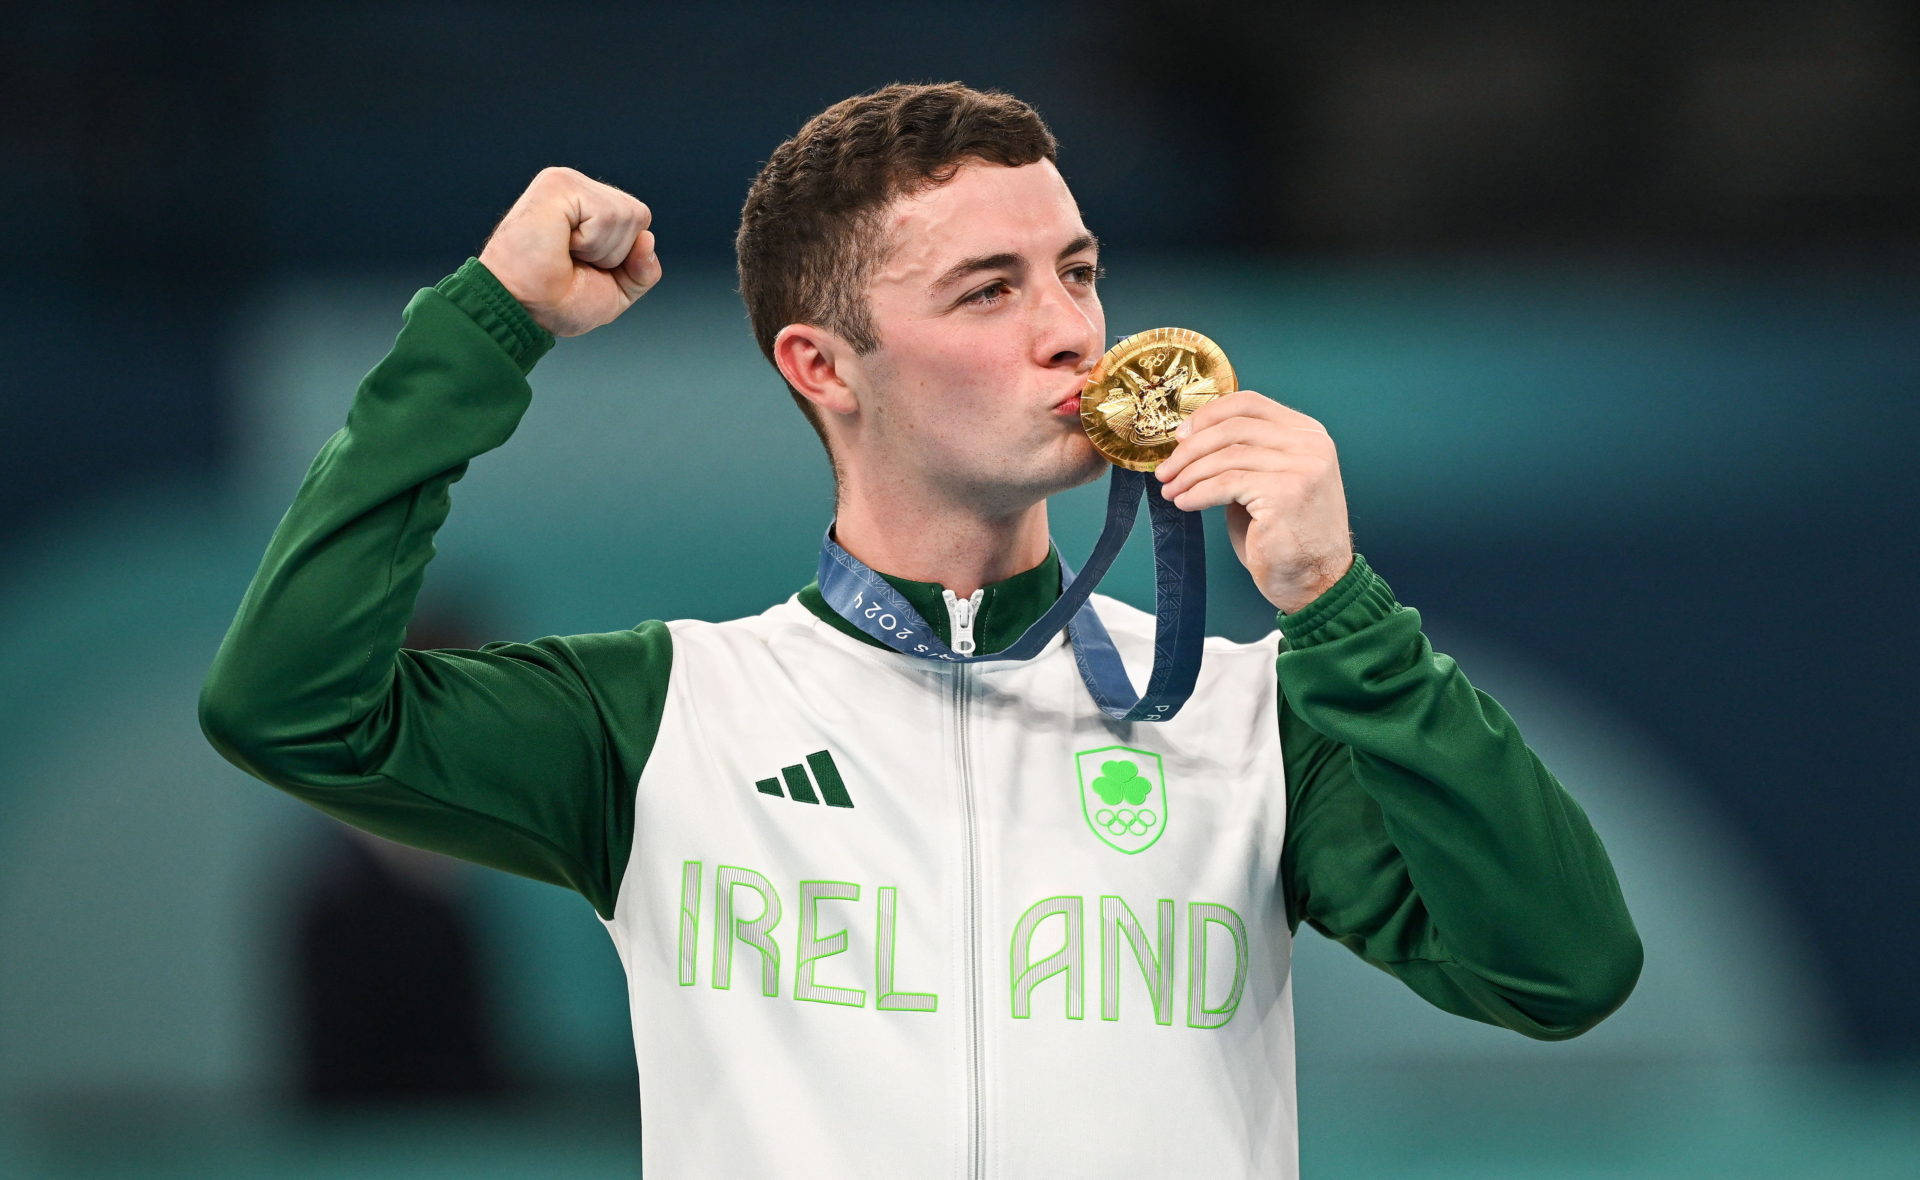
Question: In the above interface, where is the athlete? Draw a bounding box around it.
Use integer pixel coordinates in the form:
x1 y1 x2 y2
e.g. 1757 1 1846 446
200 83 1641 1177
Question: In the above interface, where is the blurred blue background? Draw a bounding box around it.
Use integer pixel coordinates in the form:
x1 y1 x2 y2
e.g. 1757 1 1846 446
3 2 1916 1175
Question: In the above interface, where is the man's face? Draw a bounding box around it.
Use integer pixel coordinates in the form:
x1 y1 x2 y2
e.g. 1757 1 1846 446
845 158 1110 512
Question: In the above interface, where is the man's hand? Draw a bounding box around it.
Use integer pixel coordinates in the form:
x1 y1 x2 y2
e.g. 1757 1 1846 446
1153 391 1355 614
478 167 662 337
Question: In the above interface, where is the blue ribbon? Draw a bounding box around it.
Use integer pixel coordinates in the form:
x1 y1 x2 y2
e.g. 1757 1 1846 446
815 467 1207 722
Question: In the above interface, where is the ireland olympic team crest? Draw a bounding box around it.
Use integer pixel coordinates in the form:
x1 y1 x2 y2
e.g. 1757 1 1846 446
1073 745 1168 854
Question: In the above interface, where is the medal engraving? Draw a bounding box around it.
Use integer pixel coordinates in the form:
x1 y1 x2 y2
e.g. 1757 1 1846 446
1081 328 1236 471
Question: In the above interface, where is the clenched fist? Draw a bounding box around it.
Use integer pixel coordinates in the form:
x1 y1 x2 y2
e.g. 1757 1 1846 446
479 167 662 337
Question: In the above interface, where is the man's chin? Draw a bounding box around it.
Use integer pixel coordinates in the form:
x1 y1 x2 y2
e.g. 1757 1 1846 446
947 435 1112 513
1063 452 1112 491
1023 447 1113 505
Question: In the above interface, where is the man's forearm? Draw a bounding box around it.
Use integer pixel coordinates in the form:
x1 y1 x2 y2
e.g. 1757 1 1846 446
198 260 552 783
1278 556 1642 1039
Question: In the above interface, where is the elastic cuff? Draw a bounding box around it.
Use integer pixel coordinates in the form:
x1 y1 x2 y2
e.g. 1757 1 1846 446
1276 553 1401 649
433 257 555 374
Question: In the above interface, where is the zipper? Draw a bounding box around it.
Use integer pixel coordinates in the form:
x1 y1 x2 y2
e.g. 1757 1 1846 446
941 587 984 655
944 589 986 1179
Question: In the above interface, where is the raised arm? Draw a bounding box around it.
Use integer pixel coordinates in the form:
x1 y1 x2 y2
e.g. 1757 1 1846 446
199 169 669 919
1274 557 1642 1039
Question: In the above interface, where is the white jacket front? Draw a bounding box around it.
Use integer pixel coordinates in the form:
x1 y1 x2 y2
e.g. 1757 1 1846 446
603 591 1294 1178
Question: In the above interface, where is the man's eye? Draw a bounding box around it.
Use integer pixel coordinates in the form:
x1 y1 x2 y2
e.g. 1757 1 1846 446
963 282 1008 306
1068 264 1105 285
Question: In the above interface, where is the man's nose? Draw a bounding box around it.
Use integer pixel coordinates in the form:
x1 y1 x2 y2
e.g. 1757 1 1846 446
1035 275 1099 370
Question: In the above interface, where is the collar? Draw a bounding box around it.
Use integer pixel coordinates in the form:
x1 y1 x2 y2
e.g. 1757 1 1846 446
797 544 1064 654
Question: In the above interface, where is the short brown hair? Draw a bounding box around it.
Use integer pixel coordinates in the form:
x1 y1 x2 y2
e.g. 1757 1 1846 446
736 82 1060 459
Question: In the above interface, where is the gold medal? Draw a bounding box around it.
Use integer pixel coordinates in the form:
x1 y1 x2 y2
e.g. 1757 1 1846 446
1080 328 1236 472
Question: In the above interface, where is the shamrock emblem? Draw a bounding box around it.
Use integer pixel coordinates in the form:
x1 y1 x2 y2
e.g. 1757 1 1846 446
1091 759 1153 807
1076 746 1168 853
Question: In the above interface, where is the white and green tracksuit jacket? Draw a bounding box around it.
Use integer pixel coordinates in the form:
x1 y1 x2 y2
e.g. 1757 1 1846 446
200 259 1642 1177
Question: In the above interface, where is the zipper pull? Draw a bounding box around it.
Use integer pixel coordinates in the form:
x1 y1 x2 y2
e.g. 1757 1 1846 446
942 587 985 655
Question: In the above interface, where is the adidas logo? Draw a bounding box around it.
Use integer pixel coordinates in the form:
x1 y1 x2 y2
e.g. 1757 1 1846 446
754 750 854 809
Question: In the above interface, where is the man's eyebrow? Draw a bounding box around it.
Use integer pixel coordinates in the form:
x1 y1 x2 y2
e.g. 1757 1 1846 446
1058 232 1099 262
928 251 1020 297
926 233 1102 297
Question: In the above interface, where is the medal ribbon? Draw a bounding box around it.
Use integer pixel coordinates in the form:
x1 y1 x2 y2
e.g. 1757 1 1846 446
815 467 1207 722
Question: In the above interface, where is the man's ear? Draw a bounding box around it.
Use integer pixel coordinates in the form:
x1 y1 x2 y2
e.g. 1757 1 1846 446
774 323 861 417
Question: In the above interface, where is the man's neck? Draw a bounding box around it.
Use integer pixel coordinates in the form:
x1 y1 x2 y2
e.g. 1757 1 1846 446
830 486 1052 597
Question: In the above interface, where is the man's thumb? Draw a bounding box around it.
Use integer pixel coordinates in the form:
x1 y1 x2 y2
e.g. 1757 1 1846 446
616 229 662 300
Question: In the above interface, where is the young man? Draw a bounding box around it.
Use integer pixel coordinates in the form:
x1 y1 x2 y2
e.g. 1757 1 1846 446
201 83 1640 1176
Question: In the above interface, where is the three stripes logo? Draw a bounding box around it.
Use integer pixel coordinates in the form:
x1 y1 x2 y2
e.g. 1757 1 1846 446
754 750 855 809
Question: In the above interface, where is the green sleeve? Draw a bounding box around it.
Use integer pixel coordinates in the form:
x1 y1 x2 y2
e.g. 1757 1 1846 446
197 258 667 920
1275 554 1642 1040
